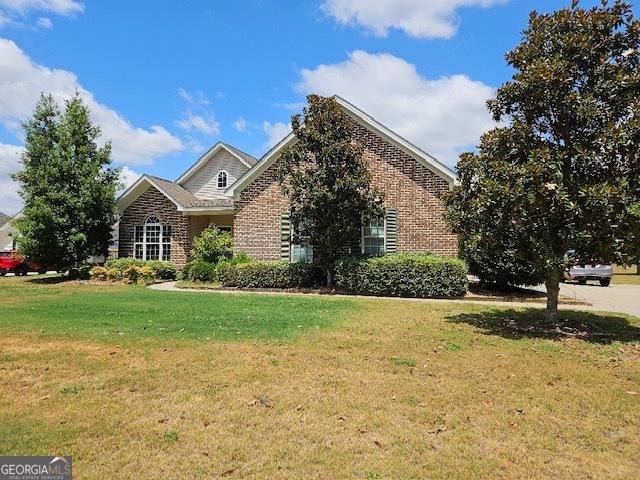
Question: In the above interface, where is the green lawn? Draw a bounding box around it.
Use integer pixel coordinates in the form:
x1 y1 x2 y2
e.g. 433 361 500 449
0 275 639 479
0 276 352 341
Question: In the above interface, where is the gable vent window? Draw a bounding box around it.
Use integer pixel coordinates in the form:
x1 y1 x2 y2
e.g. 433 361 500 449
217 170 228 188
134 215 171 261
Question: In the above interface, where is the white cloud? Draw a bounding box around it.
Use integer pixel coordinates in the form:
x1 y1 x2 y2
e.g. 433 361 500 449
35 16 52 28
322 0 507 39
262 121 291 149
0 38 184 165
117 165 140 193
297 50 496 166
176 113 220 136
177 87 211 107
0 142 23 215
233 117 249 133
0 0 83 16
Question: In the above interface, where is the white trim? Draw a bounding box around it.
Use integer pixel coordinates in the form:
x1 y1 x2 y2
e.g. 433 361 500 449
178 206 235 214
134 216 171 261
116 175 183 212
176 142 255 185
226 132 298 200
225 96 456 199
334 96 456 185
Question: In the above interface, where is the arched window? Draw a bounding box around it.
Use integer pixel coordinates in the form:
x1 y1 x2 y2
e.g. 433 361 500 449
217 170 228 188
134 215 171 261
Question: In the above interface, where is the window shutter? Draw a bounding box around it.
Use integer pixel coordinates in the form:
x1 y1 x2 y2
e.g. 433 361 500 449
385 209 398 254
280 212 291 260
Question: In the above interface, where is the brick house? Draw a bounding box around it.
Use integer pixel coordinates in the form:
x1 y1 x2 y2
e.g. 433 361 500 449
116 97 458 267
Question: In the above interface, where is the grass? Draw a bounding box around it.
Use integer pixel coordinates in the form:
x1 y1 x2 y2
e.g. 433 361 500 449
614 265 640 285
0 275 352 342
0 274 639 479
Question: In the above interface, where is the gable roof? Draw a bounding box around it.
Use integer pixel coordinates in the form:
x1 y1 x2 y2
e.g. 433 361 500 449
176 142 257 185
116 175 233 213
0 212 9 228
226 95 457 199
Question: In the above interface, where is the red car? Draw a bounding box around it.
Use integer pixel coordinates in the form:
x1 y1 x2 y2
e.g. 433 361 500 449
0 250 52 276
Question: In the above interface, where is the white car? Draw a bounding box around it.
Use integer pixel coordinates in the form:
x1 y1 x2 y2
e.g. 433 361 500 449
565 251 613 287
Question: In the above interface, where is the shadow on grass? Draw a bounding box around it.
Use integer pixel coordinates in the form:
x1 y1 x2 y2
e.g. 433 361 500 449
447 308 640 344
25 275 70 285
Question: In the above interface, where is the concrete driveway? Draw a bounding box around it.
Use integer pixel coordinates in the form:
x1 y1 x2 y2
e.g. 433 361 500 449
539 282 640 318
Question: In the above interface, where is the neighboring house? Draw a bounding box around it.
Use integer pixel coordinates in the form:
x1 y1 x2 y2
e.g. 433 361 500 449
116 97 458 267
0 211 16 251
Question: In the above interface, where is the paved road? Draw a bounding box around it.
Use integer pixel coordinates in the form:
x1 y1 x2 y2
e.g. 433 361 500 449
535 282 640 318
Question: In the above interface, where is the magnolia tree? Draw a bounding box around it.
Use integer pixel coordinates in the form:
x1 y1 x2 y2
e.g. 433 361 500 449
13 94 120 272
445 0 640 321
276 95 383 286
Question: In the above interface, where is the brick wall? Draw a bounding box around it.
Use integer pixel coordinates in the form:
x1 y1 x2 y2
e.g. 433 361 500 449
233 122 458 259
118 187 192 266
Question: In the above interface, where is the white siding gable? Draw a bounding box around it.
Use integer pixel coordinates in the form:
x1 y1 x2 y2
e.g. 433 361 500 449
181 149 250 199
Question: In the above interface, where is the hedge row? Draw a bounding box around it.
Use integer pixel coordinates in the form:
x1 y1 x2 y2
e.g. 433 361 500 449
334 253 468 298
214 253 467 298
218 261 323 289
102 258 177 280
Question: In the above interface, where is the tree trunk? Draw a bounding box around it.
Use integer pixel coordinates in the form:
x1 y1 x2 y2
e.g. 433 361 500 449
636 260 640 275
326 268 333 288
544 270 561 323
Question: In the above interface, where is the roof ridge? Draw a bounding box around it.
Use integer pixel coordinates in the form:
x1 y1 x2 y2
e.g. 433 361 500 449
220 142 259 164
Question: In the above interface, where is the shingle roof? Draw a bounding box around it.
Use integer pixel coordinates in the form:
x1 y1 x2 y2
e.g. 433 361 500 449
147 175 234 209
0 211 10 228
221 143 258 166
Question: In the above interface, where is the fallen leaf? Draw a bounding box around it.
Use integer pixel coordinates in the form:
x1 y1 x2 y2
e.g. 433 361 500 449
204 421 210 427
295 404 303 411
626 391 637 396
337 416 346 421
158 418 169 424
373 440 383 448
221 468 236 477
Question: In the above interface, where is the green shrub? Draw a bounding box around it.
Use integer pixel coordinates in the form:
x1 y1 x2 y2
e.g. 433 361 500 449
218 261 323 289
68 263 91 280
104 258 177 280
334 253 468 298
460 238 544 288
185 260 218 282
190 225 233 264
122 265 155 285
90 266 108 281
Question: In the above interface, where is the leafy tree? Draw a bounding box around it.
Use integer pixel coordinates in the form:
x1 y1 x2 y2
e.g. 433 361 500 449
190 225 233 264
445 1 640 321
276 94 383 286
460 236 546 289
13 93 120 272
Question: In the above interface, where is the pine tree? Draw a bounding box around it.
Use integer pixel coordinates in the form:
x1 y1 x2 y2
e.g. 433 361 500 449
13 93 120 272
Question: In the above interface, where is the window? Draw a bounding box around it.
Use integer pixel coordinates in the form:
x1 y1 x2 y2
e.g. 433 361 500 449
217 170 228 188
134 215 172 261
217 226 232 235
362 217 385 255
291 243 313 263
290 220 313 263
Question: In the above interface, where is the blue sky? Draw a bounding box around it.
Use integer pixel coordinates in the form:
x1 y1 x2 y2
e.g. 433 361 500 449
0 0 619 214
